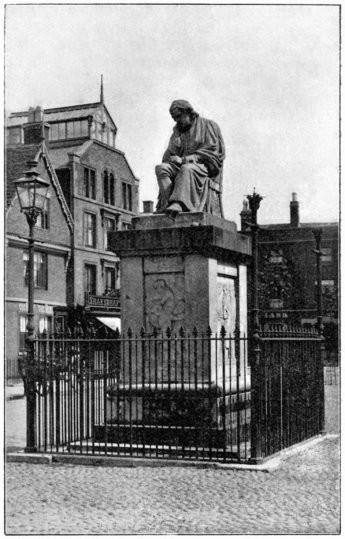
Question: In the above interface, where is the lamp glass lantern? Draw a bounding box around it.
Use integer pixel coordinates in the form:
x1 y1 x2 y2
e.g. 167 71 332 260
14 166 50 217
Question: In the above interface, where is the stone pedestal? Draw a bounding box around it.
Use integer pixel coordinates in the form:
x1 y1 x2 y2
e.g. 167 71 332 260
97 212 252 451
110 212 250 336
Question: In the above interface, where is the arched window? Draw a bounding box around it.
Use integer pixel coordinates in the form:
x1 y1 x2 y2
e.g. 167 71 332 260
109 173 115 206
103 170 109 204
103 170 115 205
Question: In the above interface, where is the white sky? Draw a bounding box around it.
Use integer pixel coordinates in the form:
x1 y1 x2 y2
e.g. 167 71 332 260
4 3 340 226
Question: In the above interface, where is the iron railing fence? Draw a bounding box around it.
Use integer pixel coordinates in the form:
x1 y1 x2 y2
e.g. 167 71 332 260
255 325 324 460
29 323 323 464
32 324 251 463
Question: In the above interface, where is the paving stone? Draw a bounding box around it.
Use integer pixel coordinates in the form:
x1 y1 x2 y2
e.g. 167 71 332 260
5 437 340 534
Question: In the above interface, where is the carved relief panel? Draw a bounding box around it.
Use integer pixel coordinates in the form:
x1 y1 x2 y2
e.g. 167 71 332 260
144 256 185 333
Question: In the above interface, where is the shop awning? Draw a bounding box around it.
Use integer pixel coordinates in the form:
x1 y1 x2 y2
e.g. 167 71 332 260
96 317 121 331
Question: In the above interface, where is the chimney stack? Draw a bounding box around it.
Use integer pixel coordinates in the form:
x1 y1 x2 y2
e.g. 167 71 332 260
240 199 252 232
143 200 154 214
23 106 50 146
290 192 300 227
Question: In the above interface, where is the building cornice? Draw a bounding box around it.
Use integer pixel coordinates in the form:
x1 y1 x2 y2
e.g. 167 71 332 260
7 234 71 255
6 297 67 307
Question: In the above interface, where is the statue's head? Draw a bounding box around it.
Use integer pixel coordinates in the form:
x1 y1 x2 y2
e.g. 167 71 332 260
169 100 198 132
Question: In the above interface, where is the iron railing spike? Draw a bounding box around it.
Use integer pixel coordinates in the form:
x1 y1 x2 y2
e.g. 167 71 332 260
114 327 120 339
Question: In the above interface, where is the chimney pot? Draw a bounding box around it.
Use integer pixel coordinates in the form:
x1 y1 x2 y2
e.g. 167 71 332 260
290 192 300 227
240 198 252 232
23 106 49 146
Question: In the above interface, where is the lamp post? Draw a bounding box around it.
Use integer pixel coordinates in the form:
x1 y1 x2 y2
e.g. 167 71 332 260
246 189 263 464
14 160 50 452
312 228 325 434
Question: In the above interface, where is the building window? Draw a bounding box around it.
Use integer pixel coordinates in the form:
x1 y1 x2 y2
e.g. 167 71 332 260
54 315 65 334
50 122 67 141
83 167 96 199
111 130 116 147
268 250 284 264
39 315 52 335
66 120 88 139
269 299 284 309
122 182 132 211
84 264 97 295
321 248 333 263
84 212 96 247
104 217 116 250
50 121 87 141
23 252 48 289
103 171 115 205
316 279 335 292
36 199 50 229
104 267 116 294
8 127 22 145
122 222 132 230
19 314 28 351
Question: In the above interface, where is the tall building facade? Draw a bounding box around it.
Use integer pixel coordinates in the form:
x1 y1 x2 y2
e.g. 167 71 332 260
6 88 140 362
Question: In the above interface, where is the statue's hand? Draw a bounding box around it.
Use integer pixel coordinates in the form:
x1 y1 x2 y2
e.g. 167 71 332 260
182 155 198 164
169 155 183 166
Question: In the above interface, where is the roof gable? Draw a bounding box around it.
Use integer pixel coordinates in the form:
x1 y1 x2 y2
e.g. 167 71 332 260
6 142 74 231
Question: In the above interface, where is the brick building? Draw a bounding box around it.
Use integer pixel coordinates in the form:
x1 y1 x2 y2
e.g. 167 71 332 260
241 193 339 362
6 86 140 362
6 112 73 362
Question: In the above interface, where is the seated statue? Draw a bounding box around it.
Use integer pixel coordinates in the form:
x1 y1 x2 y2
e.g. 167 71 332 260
155 99 225 216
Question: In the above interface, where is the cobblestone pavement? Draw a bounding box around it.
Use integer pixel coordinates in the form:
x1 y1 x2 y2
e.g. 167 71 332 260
5 437 340 535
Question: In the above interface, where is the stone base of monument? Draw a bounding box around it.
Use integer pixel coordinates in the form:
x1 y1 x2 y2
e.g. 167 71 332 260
93 384 250 453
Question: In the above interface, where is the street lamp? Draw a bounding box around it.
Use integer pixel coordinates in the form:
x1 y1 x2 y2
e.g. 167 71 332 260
14 160 50 452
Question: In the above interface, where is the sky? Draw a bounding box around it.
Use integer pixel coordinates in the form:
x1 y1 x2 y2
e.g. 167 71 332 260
4 3 340 227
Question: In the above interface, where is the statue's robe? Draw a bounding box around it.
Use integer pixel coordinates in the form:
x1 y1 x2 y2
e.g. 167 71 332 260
156 116 225 212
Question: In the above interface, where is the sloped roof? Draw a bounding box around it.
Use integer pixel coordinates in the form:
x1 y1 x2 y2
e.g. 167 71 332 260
6 144 41 207
48 141 92 169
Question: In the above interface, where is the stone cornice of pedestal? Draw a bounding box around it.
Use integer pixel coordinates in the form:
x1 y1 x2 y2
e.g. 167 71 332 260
132 212 237 233
109 213 251 262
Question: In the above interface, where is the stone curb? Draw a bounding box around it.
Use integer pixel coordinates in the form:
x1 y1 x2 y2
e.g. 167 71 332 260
7 434 336 472
6 451 279 471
